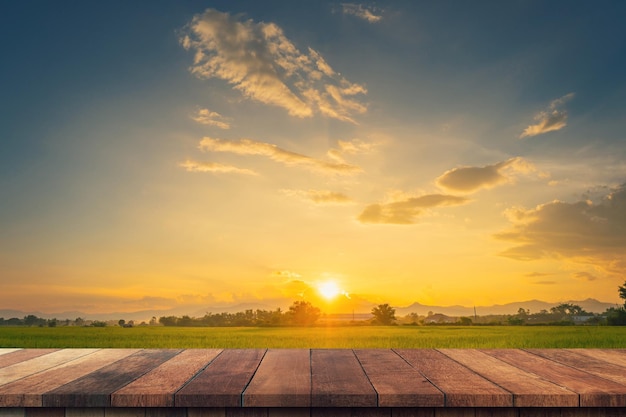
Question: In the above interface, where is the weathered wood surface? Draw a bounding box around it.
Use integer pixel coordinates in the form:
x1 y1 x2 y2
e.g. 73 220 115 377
395 349 511 407
440 349 579 407
243 349 311 407
0 349 139 407
175 349 266 407
42 349 181 407
111 349 222 407
0 349 626 410
311 349 377 407
354 349 443 407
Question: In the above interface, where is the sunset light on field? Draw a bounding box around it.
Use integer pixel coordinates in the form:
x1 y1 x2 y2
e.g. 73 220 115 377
1 1 626 318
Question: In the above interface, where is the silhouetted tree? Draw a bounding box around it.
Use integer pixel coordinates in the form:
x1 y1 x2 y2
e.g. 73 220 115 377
286 301 320 326
619 281 626 308
550 303 586 316
371 304 396 325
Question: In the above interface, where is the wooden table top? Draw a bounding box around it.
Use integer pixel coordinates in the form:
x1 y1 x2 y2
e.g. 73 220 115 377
0 348 625 408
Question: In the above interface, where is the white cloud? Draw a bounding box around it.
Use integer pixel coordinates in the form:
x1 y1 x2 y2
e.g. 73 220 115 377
190 108 231 129
358 194 469 224
198 136 362 175
180 160 258 176
341 3 383 23
520 93 575 138
181 9 367 123
436 157 535 193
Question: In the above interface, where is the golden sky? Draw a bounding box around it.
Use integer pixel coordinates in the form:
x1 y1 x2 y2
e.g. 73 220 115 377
1 2 626 315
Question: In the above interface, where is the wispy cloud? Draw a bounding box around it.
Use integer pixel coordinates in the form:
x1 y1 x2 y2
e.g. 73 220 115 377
341 3 383 23
281 189 353 205
190 108 231 129
198 136 362 175
436 157 535 193
520 93 575 138
327 138 376 162
180 9 367 123
496 183 626 273
573 271 597 281
358 194 469 224
180 160 258 176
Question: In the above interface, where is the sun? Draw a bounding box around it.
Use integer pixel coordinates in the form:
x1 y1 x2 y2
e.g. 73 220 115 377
318 281 341 300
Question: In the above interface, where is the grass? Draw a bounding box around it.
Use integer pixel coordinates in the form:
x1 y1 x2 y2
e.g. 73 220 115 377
2 325 626 348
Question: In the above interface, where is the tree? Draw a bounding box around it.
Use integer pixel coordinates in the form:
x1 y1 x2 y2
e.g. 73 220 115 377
550 303 586 316
371 304 396 325
619 281 626 308
286 301 320 326
118 319 126 327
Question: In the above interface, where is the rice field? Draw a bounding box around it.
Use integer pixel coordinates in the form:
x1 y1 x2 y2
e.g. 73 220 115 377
2 325 625 349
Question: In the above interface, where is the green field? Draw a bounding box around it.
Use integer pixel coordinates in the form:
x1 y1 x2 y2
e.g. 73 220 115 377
2 326 626 348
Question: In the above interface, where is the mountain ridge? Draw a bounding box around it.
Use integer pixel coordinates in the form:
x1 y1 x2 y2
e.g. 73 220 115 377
1 298 619 322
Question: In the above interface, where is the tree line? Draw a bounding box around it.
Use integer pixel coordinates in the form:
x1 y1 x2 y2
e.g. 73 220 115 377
3 281 625 327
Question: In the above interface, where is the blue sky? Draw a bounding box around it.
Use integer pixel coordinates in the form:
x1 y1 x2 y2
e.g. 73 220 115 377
1 1 626 314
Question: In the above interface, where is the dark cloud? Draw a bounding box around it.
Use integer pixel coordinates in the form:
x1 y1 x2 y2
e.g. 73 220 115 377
436 157 534 193
496 183 626 273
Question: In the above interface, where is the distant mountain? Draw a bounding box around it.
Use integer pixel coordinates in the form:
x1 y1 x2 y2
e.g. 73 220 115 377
395 298 618 317
0 298 618 322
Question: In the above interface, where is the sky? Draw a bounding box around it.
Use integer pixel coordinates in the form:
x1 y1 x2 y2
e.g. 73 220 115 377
2 1 626 315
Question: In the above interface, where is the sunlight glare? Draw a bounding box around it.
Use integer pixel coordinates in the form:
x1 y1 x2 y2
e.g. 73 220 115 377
318 281 341 300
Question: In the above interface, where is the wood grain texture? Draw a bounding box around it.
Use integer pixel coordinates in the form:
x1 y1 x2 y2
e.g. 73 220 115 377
484 349 626 407
175 349 266 407
395 349 511 407
0 350 60 369
526 349 626 385
0 349 138 407
311 349 377 408
43 349 181 407
567 349 626 369
354 350 443 407
439 349 578 407
111 349 222 407
243 349 311 407
0 349 99 386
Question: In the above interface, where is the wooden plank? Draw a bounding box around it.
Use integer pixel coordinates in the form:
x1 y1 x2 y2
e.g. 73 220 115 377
0 350 59 369
354 349 443 407
111 349 222 407
485 349 626 407
0 349 138 407
311 349 377 407
439 349 578 407
526 349 626 385
175 349 266 407
0 350 22 357
42 349 181 407
570 349 626 368
0 349 99 386
243 349 311 407
395 349 511 407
